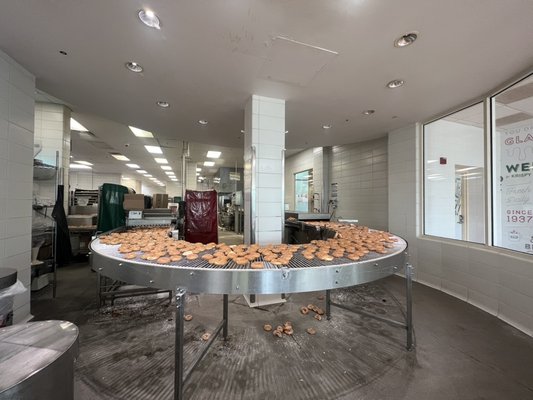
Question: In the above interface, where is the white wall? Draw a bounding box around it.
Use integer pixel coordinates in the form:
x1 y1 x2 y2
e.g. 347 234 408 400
284 138 388 230
330 137 388 231
141 182 165 197
0 50 35 323
69 171 120 190
389 124 533 337
284 148 314 210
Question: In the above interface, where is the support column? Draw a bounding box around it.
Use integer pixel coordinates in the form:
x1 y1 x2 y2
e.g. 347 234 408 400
34 102 71 209
244 95 285 245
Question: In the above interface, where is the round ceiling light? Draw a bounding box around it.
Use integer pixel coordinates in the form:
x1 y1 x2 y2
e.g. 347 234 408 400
198 120 208 125
387 79 405 89
125 62 143 73
362 110 375 115
157 101 169 108
322 124 332 129
138 9 161 29
394 32 418 47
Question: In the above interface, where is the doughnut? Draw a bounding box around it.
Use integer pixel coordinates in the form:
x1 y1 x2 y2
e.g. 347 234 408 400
184 314 193 321
306 327 316 335
251 261 265 269
263 324 272 332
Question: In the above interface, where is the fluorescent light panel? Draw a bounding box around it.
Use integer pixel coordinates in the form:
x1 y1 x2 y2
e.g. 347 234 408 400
206 151 221 159
154 158 168 164
70 118 88 132
161 165 172 170
129 126 154 138
126 163 140 169
203 161 215 167
137 170 147 174
110 153 130 161
70 164 92 170
75 161 93 166
145 145 162 154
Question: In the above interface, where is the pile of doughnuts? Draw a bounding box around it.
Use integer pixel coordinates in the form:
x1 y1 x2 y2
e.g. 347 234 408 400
98 223 397 268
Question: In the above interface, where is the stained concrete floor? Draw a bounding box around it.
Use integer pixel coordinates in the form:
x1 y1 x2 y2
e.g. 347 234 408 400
31 239 533 399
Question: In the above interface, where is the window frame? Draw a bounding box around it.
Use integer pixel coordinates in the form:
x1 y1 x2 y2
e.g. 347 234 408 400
421 70 533 256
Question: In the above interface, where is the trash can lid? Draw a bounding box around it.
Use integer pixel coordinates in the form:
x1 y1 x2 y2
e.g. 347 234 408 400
0 320 79 393
0 268 17 290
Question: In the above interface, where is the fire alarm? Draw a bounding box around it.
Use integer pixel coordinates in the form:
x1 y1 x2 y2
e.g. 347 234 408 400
440 157 447 165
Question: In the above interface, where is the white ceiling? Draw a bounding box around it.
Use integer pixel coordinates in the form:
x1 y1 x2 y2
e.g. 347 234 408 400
2 0 533 181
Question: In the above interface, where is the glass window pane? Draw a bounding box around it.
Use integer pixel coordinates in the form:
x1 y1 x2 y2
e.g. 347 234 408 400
492 74 533 255
294 169 313 212
424 103 486 243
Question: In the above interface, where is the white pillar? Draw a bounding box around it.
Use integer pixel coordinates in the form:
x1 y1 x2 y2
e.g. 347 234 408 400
244 95 285 245
34 102 71 209
186 162 197 190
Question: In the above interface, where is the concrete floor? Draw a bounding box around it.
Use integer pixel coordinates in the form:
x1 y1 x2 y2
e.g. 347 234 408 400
31 238 533 399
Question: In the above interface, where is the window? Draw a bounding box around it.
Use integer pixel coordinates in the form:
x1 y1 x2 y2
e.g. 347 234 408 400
294 169 313 212
424 103 486 243
492 74 533 254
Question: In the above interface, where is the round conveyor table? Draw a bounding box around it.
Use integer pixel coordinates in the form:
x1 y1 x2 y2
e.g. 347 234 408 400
90 227 414 400
0 320 79 400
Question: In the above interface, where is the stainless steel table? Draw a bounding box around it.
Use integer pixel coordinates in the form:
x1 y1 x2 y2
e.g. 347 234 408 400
0 321 79 400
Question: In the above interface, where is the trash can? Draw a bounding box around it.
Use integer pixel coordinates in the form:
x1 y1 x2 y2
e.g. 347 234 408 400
0 320 79 400
0 268 26 328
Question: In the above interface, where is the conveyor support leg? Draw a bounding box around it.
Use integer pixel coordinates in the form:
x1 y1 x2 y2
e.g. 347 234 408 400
223 294 229 340
406 264 414 351
325 290 331 320
175 287 186 400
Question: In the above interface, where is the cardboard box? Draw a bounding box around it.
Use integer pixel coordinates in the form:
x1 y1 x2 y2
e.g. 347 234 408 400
152 193 169 208
123 194 145 210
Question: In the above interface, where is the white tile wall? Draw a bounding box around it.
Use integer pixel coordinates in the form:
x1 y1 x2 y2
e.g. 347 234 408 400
69 171 121 190
0 50 35 323
388 124 533 337
244 95 285 245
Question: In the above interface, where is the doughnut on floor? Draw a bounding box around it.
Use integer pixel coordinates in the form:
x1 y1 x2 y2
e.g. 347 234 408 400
75 285 408 399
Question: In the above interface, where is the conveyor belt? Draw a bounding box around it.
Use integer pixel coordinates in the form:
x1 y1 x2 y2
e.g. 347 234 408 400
89 226 407 295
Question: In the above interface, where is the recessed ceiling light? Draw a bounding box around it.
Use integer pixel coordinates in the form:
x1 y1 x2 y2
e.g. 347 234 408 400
145 145 163 154
362 110 375 115
322 125 331 129
154 158 168 164
198 120 208 125
165 171 175 176
394 32 418 48
137 170 147 174
144 174 152 177
70 164 91 170
110 153 130 161
75 160 93 166
206 151 221 159
157 101 169 108
138 9 161 29
204 161 215 167
125 62 143 73
129 126 153 138
196 173 200 176
171 178 178 182
196 168 202 172
387 79 405 89
149 177 157 181
161 165 172 171
126 163 140 169
70 118 88 132
240 130 245 133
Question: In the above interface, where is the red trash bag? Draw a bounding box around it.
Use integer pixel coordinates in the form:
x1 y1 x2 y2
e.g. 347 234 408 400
185 190 218 244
